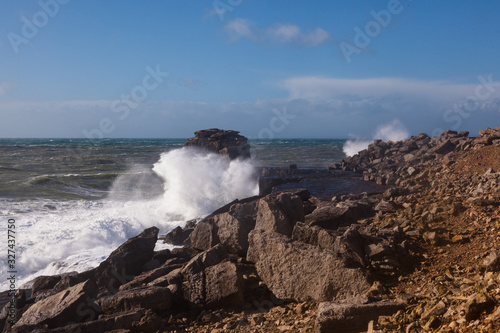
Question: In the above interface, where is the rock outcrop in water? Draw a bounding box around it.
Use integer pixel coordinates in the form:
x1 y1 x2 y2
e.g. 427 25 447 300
184 128 251 160
3 126 500 332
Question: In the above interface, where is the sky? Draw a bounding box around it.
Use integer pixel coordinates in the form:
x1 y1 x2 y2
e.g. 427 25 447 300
1 0 500 139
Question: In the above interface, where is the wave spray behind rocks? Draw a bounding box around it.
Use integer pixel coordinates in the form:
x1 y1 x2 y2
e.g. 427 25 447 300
152 146 259 221
343 120 410 157
7 145 258 291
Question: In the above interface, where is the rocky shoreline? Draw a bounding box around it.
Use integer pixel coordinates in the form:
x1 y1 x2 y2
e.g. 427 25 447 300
1 127 500 332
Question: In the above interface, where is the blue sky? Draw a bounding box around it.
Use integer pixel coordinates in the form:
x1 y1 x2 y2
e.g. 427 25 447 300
1 0 500 138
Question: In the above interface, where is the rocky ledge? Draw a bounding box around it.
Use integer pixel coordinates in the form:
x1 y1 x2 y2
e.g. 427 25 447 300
184 128 251 160
1 127 500 333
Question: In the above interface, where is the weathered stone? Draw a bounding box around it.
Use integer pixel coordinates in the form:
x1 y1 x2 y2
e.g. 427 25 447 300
404 154 416 163
164 226 192 245
147 268 182 288
12 279 99 331
185 221 219 251
204 261 244 307
29 309 145 333
182 261 244 308
333 227 366 266
433 139 455 155
215 212 255 256
119 260 183 291
280 188 311 201
306 201 372 230
315 301 405 333
374 200 399 213
482 251 500 272
464 292 495 321
184 128 251 160
31 275 62 296
421 300 447 320
255 192 304 237
423 231 438 245
169 247 200 262
99 286 171 314
94 227 159 292
292 222 336 252
247 230 370 302
365 242 389 259
181 244 228 279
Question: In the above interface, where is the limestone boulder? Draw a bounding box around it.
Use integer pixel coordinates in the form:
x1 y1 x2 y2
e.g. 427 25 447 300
12 279 99 332
255 192 304 237
92 227 158 293
99 286 172 314
315 301 405 333
247 230 370 302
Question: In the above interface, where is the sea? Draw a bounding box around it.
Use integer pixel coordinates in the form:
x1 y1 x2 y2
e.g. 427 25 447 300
0 138 351 291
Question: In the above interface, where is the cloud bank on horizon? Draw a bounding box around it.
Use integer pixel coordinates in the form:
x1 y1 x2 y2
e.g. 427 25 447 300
0 1 499 138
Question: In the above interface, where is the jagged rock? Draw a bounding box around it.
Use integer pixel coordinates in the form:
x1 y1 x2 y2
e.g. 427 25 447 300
306 201 372 230
186 199 258 255
464 292 495 321
147 268 183 288
214 200 257 256
315 301 405 333
247 230 370 302
280 188 311 201
182 259 244 308
435 139 456 155
31 275 62 296
475 127 500 146
184 128 251 160
29 309 145 333
94 227 159 293
169 247 200 262
181 244 228 279
99 286 172 313
164 226 192 246
365 242 390 259
119 259 183 291
482 251 500 272
51 270 95 295
374 200 399 213
12 279 99 332
204 261 245 308
334 226 366 267
291 222 336 251
255 192 305 237
185 221 219 251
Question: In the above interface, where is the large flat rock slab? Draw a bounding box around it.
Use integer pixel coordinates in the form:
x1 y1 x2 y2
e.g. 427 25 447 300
247 230 370 302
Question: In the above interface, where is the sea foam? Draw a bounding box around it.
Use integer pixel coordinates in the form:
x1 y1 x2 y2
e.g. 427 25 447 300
1 147 258 290
343 120 410 157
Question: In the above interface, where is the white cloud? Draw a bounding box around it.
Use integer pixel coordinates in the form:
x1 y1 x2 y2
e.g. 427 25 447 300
224 18 256 42
300 27 331 47
1 76 500 138
280 76 500 103
266 24 300 43
224 19 331 47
